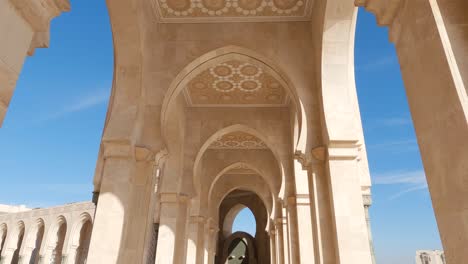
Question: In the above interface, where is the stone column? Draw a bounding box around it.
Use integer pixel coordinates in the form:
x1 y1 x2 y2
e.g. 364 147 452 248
308 147 337 264
292 154 316 263
363 195 376 264
0 249 14 264
154 193 189 264
356 1 468 262
273 220 284 264
185 216 205 264
204 222 218 264
284 200 300 264
86 144 155 264
269 229 277 264
0 0 69 127
326 143 372 264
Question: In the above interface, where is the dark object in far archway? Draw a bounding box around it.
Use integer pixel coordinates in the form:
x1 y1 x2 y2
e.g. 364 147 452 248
221 232 257 264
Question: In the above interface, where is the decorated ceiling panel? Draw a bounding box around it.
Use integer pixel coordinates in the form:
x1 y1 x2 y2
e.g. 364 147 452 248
184 60 288 107
154 0 313 22
209 131 268 150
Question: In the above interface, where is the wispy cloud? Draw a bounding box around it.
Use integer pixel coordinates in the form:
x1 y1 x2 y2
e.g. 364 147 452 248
373 170 428 200
368 139 419 153
356 55 398 72
35 89 109 123
379 117 412 127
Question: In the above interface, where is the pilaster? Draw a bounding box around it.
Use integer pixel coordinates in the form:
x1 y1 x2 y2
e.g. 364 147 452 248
86 143 156 264
155 193 189 264
326 141 373 264
186 216 205 264
292 151 315 264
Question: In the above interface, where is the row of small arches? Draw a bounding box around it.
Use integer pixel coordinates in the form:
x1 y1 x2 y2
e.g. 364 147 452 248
0 213 92 264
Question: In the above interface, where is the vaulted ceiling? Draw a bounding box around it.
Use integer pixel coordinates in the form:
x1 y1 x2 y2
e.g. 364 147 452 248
153 0 314 22
183 60 289 107
209 131 268 150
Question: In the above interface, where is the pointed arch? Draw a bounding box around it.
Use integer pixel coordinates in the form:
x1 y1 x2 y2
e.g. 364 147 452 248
193 124 285 197
160 45 304 148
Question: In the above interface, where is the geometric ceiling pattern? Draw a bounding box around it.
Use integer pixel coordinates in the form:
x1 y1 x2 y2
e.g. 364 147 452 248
184 60 288 106
209 131 268 150
154 0 312 22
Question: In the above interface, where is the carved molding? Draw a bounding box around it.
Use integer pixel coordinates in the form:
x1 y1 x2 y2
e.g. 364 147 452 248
209 131 268 150
327 140 360 160
363 194 372 207
294 150 311 170
135 146 155 161
152 0 314 23
102 141 133 160
154 148 169 168
355 0 405 43
9 0 71 55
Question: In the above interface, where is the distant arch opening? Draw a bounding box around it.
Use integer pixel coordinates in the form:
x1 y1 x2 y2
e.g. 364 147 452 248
75 220 92 264
29 221 45 264
232 208 256 237
49 220 67 264
217 190 269 264
11 222 25 264
0 225 6 258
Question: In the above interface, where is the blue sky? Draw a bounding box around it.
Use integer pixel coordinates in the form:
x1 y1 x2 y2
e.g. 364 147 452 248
0 2 442 263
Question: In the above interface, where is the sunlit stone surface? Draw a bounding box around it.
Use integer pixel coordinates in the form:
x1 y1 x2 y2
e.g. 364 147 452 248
1 0 467 263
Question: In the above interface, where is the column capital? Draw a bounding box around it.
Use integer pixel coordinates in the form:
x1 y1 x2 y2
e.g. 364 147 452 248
154 148 169 169
8 0 71 55
295 146 327 169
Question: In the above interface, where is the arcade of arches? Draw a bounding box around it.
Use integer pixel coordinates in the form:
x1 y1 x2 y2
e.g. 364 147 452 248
0 0 467 263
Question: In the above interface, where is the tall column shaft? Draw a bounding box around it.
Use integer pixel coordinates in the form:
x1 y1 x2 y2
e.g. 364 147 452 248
185 216 205 264
86 145 155 264
326 144 372 264
274 219 285 264
395 1 468 262
154 194 188 264
310 162 336 264
280 210 290 264
269 230 277 264
356 0 468 262
292 158 315 264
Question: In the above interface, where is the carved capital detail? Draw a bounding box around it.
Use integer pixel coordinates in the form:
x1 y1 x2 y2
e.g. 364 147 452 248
355 0 405 43
135 145 155 161
154 148 169 169
294 151 312 170
9 0 71 55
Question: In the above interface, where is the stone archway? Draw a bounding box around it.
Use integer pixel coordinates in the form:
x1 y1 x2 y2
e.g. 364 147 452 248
221 232 257 264
217 190 268 264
